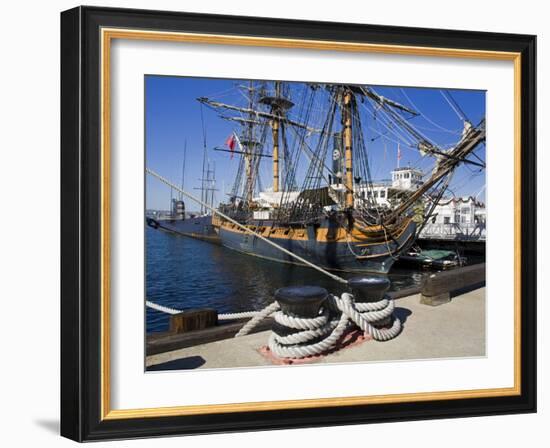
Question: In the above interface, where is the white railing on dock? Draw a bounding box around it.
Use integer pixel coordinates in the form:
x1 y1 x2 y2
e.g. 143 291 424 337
419 223 486 241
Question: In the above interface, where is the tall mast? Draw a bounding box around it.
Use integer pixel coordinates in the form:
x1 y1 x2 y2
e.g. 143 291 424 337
259 82 293 194
343 88 354 208
245 80 254 205
272 82 280 193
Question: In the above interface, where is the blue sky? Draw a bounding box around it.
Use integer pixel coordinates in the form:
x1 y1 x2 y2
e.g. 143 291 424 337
145 75 485 211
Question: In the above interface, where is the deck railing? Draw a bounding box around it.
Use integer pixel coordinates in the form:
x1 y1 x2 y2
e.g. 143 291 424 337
419 222 486 241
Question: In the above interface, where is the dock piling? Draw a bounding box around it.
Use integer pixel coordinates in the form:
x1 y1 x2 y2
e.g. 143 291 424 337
169 308 218 333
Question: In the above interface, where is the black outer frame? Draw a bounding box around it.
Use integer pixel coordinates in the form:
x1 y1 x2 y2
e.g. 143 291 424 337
60 6 536 442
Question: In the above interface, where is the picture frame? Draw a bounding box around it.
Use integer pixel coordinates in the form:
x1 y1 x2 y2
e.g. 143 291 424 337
60 5 536 441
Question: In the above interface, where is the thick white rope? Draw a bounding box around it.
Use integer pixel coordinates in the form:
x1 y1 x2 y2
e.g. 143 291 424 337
146 168 348 284
148 291 401 359
145 300 181 315
268 311 350 358
217 311 260 320
237 292 402 359
146 300 260 321
235 302 280 337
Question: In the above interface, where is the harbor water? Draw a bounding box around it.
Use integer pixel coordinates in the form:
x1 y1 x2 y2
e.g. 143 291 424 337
146 226 426 333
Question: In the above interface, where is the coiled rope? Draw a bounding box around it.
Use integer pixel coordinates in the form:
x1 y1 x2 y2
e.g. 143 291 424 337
239 292 401 358
147 291 401 359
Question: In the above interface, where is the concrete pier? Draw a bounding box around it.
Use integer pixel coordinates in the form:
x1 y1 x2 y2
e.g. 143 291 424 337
146 287 485 371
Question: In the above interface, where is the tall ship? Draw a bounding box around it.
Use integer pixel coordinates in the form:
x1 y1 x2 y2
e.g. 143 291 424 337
195 81 486 274
148 81 485 274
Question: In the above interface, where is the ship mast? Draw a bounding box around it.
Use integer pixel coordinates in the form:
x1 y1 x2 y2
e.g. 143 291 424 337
343 88 354 209
259 82 294 194
245 80 254 205
272 83 280 193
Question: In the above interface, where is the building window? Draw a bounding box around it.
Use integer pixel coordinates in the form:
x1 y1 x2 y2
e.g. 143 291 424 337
444 217 450 224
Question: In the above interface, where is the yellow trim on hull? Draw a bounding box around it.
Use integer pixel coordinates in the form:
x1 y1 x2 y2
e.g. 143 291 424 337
215 216 414 244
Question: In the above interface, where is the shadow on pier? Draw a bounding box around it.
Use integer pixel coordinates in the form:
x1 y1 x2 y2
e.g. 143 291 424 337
393 307 412 325
147 355 206 371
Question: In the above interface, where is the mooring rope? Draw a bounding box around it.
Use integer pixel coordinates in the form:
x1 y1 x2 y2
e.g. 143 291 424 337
146 168 348 285
237 292 402 359
147 290 401 359
145 300 260 320
145 300 181 315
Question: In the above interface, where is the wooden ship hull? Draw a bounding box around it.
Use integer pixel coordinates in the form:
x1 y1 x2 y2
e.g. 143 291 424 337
214 215 416 273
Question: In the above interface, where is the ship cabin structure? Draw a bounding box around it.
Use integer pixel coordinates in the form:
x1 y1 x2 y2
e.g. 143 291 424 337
356 167 424 209
391 167 424 191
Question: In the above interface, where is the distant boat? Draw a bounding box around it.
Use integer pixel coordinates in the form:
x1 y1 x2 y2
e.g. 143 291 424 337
146 213 219 243
398 249 466 270
147 141 220 243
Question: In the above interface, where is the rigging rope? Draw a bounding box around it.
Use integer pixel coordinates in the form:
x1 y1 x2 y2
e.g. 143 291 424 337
399 88 462 135
440 90 469 123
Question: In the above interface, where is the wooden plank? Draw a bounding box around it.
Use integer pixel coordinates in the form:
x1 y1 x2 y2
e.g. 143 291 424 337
147 318 274 356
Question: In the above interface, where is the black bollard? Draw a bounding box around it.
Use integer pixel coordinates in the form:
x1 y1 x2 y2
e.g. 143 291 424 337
348 276 391 303
348 276 392 328
275 286 328 317
272 286 328 339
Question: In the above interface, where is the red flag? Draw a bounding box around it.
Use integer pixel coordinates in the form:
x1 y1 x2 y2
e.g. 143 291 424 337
397 143 402 167
225 134 236 159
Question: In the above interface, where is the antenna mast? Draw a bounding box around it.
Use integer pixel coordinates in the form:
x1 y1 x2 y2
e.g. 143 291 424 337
200 105 208 214
180 140 187 200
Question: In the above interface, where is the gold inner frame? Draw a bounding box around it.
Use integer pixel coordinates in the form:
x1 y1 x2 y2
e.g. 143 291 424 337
100 27 522 420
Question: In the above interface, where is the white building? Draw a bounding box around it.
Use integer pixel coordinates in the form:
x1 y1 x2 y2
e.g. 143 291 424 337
427 196 486 225
421 196 486 240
